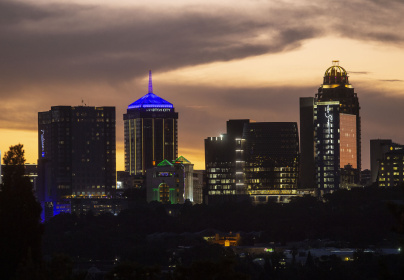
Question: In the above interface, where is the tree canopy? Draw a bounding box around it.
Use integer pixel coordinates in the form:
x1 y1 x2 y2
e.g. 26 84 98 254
0 144 43 280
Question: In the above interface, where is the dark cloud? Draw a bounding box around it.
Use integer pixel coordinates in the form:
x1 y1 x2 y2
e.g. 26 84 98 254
1 0 404 169
1 0 403 91
0 0 319 89
379 79 403 82
349 71 370 75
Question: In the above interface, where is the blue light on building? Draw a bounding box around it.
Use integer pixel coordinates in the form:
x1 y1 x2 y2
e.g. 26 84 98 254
127 71 174 110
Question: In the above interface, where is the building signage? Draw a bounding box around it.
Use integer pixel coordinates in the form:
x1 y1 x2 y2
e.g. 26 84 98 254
325 105 333 125
40 129 45 157
146 108 172 112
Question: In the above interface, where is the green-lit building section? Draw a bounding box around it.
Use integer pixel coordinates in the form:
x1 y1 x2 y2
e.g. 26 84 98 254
146 157 195 204
152 183 179 204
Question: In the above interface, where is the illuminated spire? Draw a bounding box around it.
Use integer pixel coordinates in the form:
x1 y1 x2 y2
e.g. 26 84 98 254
127 70 174 110
148 70 153 94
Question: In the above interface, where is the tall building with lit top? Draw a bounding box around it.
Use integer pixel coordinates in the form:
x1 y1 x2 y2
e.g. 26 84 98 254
300 61 361 194
124 71 178 175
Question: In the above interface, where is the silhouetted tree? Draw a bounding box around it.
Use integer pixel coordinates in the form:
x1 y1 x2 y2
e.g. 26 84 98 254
0 144 43 279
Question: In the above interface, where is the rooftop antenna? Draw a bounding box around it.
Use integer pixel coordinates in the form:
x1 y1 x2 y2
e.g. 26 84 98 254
148 70 153 94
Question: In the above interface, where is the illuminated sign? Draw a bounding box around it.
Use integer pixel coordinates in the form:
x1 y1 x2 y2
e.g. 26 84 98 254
325 105 333 126
146 108 172 112
40 129 45 157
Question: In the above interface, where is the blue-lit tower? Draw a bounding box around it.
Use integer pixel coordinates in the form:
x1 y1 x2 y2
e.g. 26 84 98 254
124 71 178 175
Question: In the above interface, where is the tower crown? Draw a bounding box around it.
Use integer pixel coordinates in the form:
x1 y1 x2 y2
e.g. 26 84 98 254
127 70 174 110
323 60 350 86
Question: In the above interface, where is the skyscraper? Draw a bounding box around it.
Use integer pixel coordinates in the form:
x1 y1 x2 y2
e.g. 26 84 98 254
124 71 178 175
37 106 116 219
300 61 361 194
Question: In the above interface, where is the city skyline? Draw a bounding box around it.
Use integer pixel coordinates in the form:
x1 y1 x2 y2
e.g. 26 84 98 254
2 0 404 170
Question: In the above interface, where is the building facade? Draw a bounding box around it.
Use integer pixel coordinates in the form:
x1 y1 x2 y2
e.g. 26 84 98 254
375 141 404 187
124 71 178 175
205 120 299 204
205 120 250 201
300 61 361 194
37 106 116 219
192 170 205 204
146 157 194 204
370 139 394 184
243 122 299 203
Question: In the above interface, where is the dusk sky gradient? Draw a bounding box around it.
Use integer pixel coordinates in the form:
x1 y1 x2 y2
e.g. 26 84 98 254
1 0 404 170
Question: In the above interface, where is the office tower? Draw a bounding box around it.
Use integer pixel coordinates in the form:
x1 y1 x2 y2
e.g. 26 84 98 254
205 120 250 201
37 106 116 219
124 71 178 175
360 169 371 186
243 122 299 203
192 170 205 204
175 156 194 202
146 156 194 204
370 139 393 183
377 143 404 187
299 97 316 188
300 61 361 194
205 120 299 204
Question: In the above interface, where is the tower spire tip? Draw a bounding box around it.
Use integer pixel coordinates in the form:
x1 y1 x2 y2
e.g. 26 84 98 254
148 70 153 94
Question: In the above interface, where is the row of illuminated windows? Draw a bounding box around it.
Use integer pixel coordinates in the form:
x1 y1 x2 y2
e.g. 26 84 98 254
209 179 233 184
210 185 233 190
318 183 335 189
208 168 232 173
322 155 334 160
208 174 232 179
379 177 403 182
72 191 105 195
380 171 404 176
209 190 236 195
381 167 404 171
318 178 334 183
317 171 335 178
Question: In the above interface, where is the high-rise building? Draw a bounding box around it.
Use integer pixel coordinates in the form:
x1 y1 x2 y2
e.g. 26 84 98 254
205 120 299 204
369 139 404 186
192 170 205 204
205 120 250 201
300 61 361 194
243 122 299 203
37 106 116 219
377 143 404 187
370 139 394 183
299 97 316 189
124 71 178 175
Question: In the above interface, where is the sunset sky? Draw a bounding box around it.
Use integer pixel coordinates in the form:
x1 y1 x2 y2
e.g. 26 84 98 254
1 0 404 170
